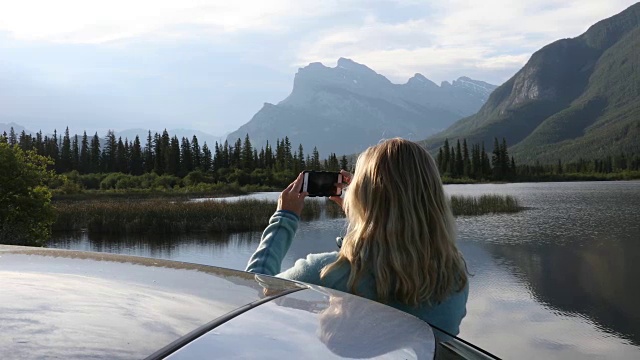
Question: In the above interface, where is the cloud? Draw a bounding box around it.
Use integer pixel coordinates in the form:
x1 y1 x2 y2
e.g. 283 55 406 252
294 0 638 83
0 0 637 134
0 0 340 44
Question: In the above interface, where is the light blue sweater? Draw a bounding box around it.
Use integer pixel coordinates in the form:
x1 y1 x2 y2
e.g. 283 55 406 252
246 210 468 335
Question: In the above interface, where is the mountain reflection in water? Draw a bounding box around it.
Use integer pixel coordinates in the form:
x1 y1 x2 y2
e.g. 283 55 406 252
488 240 640 344
48 181 640 359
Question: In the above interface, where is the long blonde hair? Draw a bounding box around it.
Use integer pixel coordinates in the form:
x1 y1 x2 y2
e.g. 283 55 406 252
321 138 467 306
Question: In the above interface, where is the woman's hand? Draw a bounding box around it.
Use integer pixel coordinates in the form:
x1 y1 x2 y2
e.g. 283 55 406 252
329 170 353 209
277 172 308 217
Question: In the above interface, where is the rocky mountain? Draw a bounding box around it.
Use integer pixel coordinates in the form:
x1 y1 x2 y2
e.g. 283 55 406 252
0 122 32 136
422 3 640 163
226 58 496 156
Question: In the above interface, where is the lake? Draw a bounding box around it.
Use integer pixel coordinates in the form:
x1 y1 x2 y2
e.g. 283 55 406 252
48 181 640 359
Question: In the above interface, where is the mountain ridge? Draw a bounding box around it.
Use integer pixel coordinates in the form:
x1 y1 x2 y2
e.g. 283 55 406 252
421 3 640 163
227 58 496 156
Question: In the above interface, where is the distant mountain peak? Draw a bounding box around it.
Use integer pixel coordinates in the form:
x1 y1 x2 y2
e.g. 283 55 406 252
406 73 438 88
451 76 497 97
230 58 498 156
337 57 360 68
335 57 379 76
411 73 428 81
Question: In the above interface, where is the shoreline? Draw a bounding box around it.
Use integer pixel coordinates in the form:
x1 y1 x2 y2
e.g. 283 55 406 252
442 174 640 185
51 176 640 201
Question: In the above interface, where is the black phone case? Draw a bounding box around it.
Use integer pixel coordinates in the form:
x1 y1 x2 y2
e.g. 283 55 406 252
301 171 342 197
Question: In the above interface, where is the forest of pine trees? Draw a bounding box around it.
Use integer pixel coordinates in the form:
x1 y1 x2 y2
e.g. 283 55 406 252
2 126 638 191
436 137 640 181
436 138 517 181
0 127 349 190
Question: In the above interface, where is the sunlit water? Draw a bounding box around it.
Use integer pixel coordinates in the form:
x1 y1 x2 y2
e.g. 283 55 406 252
48 181 640 359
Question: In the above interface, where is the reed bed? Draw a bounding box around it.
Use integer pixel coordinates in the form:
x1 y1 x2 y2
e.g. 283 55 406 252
52 194 521 235
450 194 521 216
53 199 278 234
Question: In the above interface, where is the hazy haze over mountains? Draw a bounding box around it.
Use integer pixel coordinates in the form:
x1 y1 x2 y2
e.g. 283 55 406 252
422 3 640 163
227 58 496 156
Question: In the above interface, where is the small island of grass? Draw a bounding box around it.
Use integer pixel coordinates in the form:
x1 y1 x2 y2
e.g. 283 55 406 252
52 194 523 236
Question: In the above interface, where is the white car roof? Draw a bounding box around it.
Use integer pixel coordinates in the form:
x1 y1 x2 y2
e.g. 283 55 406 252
0 245 436 359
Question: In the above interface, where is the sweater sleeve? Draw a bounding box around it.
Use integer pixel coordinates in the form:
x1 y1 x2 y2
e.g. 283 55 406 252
277 252 339 285
245 210 299 276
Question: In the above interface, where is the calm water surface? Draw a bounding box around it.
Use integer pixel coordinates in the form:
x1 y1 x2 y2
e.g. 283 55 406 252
48 181 640 359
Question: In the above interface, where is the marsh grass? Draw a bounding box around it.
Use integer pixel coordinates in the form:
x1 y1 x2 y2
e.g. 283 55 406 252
53 199 278 234
52 194 521 235
450 194 521 216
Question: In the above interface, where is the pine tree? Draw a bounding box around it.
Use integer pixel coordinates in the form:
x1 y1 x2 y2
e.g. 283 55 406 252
102 130 117 173
264 141 273 169
492 138 501 179
311 147 321 170
340 155 348 171
202 143 212 172
71 135 79 171
144 131 154 173
437 147 444 172
481 142 490 178
298 145 305 172
443 139 450 174
47 130 60 169
116 137 127 173
500 138 510 177
60 127 72 173
448 146 456 175
241 134 253 170
213 142 222 171
80 132 89 174
191 135 201 170
462 139 470 178
8 127 17 146
90 133 101 173
326 153 340 171
125 139 131 170
471 144 480 179
35 131 44 155
179 137 193 177
258 148 265 169
221 140 230 169
130 136 143 175
455 140 463 177
154 132 166 175
166 136 180 175
18 131 33 151
253 149 259 169
283 137 292 170
275 139 284 171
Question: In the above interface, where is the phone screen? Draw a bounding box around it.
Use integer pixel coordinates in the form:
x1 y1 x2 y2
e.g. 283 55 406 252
303 171 341 197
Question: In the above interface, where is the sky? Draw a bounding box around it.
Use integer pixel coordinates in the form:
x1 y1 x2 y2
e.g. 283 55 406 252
0 0 637 136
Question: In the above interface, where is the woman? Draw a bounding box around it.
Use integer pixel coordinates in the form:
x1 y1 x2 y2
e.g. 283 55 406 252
246 138 468 335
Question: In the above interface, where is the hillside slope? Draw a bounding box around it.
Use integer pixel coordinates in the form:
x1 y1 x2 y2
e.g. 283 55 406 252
422 3 640 163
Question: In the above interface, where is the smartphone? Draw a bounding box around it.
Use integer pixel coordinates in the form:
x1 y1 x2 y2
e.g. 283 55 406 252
301 171 343 197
